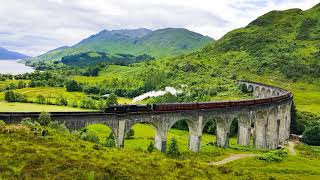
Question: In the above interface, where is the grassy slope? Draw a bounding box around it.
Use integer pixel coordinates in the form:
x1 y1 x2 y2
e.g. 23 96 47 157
0 87 86 102
0 86 132 112
31 28 213 62
0 87 89 112
73 63 320 114
0 80 29 89
73 65 145 84
88 124 257 162
1 124 320 179
0 102 85 112
74 64 252 102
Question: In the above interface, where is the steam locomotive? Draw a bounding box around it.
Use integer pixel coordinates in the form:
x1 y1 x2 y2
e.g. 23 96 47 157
104 93 292 114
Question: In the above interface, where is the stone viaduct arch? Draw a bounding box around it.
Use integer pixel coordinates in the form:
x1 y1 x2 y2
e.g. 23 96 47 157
0 81 293 152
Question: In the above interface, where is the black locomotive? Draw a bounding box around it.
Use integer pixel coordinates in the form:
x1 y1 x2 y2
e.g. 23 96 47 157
104 104 152 114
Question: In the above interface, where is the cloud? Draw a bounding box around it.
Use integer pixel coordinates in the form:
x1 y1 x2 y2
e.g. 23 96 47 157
0 0 318 56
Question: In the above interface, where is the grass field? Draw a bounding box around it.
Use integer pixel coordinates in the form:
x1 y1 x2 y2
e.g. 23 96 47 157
87 123 261 162
1 123 320 179
0 87 87 102
0 102 86 112
0 79 29 89
73 65 144 84
0 86 134 112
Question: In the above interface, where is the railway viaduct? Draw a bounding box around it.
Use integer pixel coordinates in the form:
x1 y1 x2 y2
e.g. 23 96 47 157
0 81 292 152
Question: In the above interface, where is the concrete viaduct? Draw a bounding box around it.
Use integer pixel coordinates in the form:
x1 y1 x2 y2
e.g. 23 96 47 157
0 81 293 152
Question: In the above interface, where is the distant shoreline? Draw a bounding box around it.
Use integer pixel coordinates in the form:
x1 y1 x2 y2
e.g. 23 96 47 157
0 60 34 75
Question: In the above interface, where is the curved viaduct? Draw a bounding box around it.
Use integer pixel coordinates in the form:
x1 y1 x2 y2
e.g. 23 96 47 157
0 81 293 152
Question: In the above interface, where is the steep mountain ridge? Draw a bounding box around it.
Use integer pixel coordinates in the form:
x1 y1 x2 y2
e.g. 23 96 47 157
0 47 29 60
30 28 213 62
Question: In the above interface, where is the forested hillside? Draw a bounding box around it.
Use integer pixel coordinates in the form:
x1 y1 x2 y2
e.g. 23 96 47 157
61 52 154 67
199 4 320 81
30 28 213 63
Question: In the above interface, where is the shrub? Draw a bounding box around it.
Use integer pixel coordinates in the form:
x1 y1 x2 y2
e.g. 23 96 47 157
257 150 288 162
38 112 51 126
125 129 135 139
15 93 28 103
4 90 16 102
143 71 167 91
20 118 40 127
17 81 26 89
56 96 68 106
303 125 320 146
105 132 116 147
80 131 100 144
70 100 78 108
0 120 5 126
147 142 155 153
4 90 27 103
48 121 69 133
36 95 46 104
80 97 96 109
296 112 320 134
167 138 180 157
96 99 106 110
106 93 118 106
83 85 100 94
65 80 82 92
203 120 216 135
218 166 232 174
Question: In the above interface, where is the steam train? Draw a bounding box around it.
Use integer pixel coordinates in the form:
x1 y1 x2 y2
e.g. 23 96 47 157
104 93 292 114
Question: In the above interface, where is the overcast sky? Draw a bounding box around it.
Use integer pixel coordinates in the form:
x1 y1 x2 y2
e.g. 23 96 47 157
0 0 318 56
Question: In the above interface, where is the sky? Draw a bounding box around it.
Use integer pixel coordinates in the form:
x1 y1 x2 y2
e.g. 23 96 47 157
0 0 318 56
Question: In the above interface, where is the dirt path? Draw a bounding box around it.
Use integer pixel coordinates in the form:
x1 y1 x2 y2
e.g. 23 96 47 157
208 154 257 165
207 141 297 166
288 141 296 155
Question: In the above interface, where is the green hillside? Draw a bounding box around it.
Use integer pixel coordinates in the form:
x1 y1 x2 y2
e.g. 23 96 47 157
200 5 320 81
1 123 320 179
118 4 320 113
30 28 213 62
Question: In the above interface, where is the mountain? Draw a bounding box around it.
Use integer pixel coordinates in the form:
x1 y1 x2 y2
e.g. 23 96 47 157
46 46 69 53
30 28 213 62
0 47 29 60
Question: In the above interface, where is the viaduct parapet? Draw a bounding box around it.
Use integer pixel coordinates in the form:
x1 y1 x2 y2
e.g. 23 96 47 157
0 81 293 152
